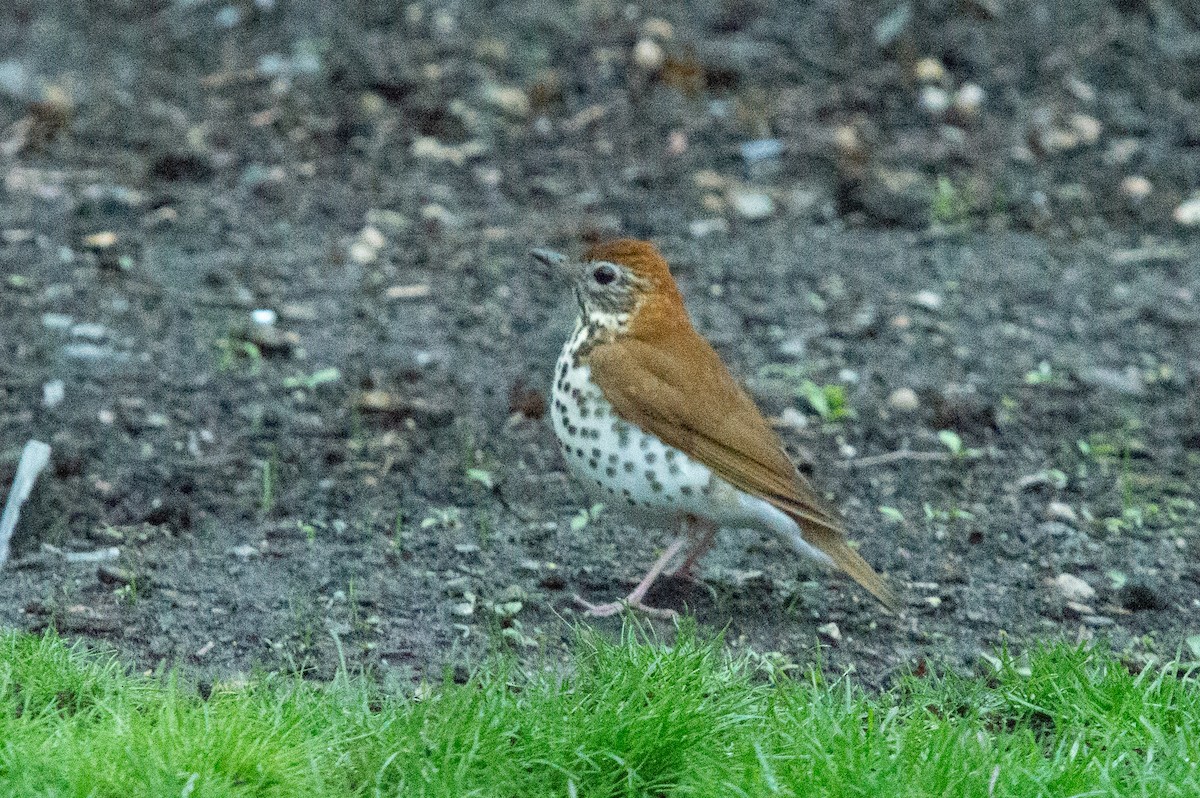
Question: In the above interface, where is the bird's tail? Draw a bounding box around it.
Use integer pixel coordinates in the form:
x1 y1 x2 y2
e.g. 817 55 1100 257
799 526 902 613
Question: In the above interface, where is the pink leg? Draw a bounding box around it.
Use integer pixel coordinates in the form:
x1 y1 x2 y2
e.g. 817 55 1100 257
671 519 718 582
575 537 686 619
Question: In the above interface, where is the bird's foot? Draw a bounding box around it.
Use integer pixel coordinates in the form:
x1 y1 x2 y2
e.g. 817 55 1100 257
573 593 679 620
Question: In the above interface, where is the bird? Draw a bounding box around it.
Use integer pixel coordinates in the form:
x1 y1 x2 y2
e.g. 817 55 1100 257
532 238 899 618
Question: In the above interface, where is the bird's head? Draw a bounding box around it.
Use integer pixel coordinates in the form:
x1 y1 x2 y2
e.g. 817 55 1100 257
531 239 683 334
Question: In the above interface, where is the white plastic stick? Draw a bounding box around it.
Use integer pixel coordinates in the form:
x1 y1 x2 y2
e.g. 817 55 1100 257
0 440 52 570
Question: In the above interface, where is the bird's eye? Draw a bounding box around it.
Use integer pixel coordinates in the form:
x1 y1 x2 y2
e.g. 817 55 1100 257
592 263 618 286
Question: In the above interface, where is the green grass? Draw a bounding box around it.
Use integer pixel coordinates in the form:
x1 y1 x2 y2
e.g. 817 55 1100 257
2 626 1198 797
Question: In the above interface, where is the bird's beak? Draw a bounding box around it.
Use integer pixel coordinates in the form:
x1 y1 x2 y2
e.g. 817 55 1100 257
530 247 568 273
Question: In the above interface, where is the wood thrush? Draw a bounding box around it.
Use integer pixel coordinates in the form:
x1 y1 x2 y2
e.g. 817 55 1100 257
533 239 899 618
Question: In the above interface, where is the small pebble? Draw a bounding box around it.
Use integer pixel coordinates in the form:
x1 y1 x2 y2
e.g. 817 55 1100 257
250 308 277 326
385 284 432 300
480 83 529 117
1069 114 1102 145
728 189 775 221
1174 194 1200 227
912 290 943 311
1064 600 1094 617
348 241 377 264
1054 573 1096 603
82 231 117 249
740 138 783 164
70 322 107 341
914 57 946 83
887 387 920 412
1045 501 1078 524
358 226 385 251
642 18 674 39
689 218 729 238
42 380 65 408
817 621 842 641
953 83 985 115
228 544 260 560
1065 77 1096 102
918 85 951 115
633 38 665 71
777 407 808 431
42 313 73 330
1120 175 1152 201
421 203 460 227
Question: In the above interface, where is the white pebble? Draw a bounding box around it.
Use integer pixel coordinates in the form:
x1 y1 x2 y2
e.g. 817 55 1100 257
912 290 943 311
1174 194 1200 227
348 241 376 264
70 322 107 341
689 218 729 238
1045 501 1078 524
887 387 920 412
918 85 951 116
633 38 665 71
358 225 386 251
42 380 65 408
1069 114 1102 145
728 189 775 221
250 308 277 326
953 83 985 115
817 621 842 641
1054 573 1096 603
1120 175 1152 201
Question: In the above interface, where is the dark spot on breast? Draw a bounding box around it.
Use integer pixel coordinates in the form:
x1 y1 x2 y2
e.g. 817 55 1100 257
624 462 635 473
645 453 657 464
681 486 693 496
608 453 619 464
668 464 680 476
605 466 616 477
591 447 600 458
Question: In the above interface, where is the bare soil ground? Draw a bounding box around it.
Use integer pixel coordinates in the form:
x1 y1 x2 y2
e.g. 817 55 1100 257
2 0 1199 686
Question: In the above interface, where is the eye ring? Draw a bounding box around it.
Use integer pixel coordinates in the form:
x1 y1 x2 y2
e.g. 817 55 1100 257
592 263 618 286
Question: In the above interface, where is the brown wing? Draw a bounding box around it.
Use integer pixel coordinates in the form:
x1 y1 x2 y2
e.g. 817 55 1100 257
588 333 900 611
588 335 842 534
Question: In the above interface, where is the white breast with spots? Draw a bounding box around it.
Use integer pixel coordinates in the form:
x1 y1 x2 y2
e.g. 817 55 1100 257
551 330 726 523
